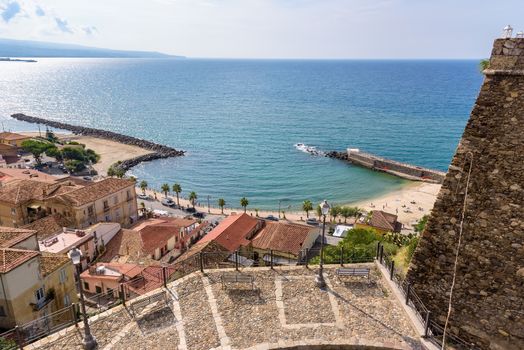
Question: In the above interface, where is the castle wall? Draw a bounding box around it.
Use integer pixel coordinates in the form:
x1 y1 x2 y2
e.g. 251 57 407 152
406 38 524 349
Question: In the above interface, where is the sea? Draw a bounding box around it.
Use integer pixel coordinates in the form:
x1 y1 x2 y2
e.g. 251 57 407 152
0 58 482 210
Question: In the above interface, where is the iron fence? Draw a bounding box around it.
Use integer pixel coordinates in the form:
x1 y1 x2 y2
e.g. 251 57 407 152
376 242 477 350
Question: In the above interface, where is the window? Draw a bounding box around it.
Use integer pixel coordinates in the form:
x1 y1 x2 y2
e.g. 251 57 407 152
0 305 6 317
10 208 15 216
113 196 118 205
126 190 131 200
35 287 45 302
83 281 89 291
87 206 94 216
105 215 111 222
59 268 67 284
103 200 109 209
63 294 71 307
95 286 102 294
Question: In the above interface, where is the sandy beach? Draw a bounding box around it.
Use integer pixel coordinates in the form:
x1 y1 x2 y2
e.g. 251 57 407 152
20 131 440 227
20 132 153 176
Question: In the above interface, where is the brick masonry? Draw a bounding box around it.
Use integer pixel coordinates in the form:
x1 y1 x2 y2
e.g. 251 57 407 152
406 38 524 349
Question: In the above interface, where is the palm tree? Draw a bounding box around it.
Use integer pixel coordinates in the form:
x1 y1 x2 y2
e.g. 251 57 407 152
330 205 341 223
161 183 170 198
340 206 351 224
218 198 226 214
240 197 249 213
316 204 322 220
302 200 313 219
189 191 197 208
172 183 182 206
353 207 363 224
139 180 148 195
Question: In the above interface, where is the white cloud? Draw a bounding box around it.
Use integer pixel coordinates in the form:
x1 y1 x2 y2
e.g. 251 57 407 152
0 0 96 39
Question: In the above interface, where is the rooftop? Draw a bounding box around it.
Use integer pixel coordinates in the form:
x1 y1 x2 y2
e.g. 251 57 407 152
59 178 135 206
0 248 39 273
367 210 401 232
0 168 61 184
80 262 144 281
0 131 30 141
29 264 422 350
22 214 73 240
200 213 260 252
39 253 70 277
252 222 317 255
0 227 37 248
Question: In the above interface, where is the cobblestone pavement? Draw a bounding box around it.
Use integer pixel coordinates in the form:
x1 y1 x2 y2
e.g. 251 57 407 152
29 265 422 350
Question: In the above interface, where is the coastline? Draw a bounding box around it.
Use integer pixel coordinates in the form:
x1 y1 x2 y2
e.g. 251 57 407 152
18 131 440 226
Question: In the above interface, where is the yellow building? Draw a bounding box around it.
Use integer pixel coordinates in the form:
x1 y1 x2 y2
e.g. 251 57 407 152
0 178 138 229
0 227 77 329
0 132 31 148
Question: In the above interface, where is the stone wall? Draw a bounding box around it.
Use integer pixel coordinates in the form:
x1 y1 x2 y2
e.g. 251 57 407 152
406 38 524 349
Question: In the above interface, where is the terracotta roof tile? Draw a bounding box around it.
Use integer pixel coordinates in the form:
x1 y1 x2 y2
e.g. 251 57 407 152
0 227 37 248
0 168 60 184
199 213 259 252
40 253 70 277
0 248 39 273
252 222 316 255
59 178 134 206
0 132 30 141
22 214 72 240
0 179 81 205
368 210 400 232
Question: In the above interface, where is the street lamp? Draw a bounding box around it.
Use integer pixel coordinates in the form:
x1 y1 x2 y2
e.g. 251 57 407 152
68 248 97 350
315 200 330 288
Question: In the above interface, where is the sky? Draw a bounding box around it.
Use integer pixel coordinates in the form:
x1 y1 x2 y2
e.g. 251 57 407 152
0 0 523 59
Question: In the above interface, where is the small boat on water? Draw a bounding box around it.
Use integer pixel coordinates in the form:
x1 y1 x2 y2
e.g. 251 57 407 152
294 143 324 156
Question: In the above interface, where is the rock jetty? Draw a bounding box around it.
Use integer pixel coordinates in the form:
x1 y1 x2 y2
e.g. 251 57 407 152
11 113 184 171
325 151 348 161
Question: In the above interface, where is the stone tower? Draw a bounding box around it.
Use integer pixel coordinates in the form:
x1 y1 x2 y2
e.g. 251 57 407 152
406 38 524 349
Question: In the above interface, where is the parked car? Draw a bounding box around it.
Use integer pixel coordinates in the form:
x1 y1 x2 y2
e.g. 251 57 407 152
265 215 279 222
306 218 319 226
193 212 205 219
185 207 196 213
137 194 151 200
161 198 175 207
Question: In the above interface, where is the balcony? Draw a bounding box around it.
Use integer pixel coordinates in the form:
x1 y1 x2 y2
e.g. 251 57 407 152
103 206 110 212
30 296 53 312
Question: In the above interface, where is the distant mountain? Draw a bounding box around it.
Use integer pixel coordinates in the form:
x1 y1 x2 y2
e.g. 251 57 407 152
0 38 184 58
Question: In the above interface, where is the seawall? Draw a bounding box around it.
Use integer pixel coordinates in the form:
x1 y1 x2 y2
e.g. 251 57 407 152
325 149 445 184
11 113 185 171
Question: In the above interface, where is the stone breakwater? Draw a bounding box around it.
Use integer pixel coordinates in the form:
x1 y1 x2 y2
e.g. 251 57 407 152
11 113 184 171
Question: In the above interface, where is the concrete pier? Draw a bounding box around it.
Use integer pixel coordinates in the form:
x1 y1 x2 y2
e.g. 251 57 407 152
347 149 446 184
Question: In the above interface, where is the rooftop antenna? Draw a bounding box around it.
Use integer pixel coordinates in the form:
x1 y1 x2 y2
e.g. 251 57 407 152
502 24 513 38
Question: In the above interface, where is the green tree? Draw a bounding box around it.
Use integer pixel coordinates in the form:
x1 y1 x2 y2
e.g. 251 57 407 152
0 336 17 349
172 183 182 206
161 183 170 198
48 147 64 162
64 160 85 173
316 204 322 220
21 139 53 165
107 166 116 177
302 200 313 219
240 197 249 213
114 168 125 179
189 191 198 208
330 205 341 223
139 180 148 195
340 206 351 223
479 59 490 72
218 198 226 214
414 215 429 233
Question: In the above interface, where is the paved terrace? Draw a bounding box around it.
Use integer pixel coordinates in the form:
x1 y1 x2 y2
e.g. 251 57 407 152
29 264 422 350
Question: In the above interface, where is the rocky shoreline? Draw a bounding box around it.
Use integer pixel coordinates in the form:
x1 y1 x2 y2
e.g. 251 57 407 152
325 150 348 161
11 113 185 171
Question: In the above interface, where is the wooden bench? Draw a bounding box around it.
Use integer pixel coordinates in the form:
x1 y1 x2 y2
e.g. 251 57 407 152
129 290 168 317
336 267 370 281
221 273 254 289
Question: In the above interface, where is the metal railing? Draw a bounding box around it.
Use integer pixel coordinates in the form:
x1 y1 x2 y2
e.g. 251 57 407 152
375 242 477 350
